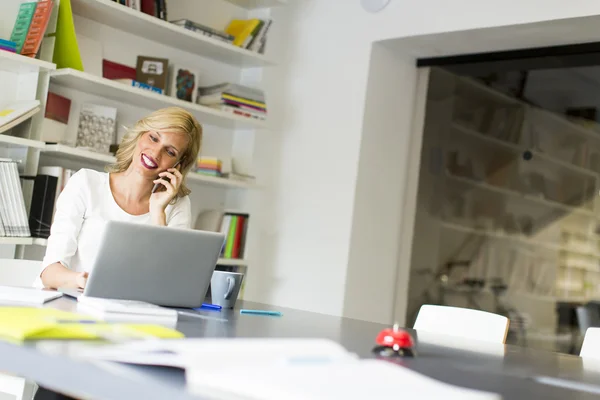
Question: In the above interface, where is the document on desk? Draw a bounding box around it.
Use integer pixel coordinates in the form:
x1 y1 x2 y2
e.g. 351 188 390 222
187 358 501 400
0 286 62 305
70 338 355 369
179 339 499 400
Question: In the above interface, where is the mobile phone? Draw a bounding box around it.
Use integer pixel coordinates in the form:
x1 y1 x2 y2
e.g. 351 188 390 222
151 160 181 193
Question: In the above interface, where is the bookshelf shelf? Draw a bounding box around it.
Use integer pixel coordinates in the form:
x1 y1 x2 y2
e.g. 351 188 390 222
0 237 47 246
187 172 256 189
217 258 248 266
452 124 597 178
0 134 45 149
41 145 256 189
446 173 595 218
50 69 268 130
69 0 276 67
223 0 287 9
0 51 56 74
43 144 116 164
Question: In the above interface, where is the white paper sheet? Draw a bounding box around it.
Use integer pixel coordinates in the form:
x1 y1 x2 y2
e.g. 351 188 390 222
187 358 501 400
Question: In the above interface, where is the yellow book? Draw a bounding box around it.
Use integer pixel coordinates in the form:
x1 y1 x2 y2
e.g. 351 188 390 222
221 94 266 109
0 308 183 341
225 19 261 47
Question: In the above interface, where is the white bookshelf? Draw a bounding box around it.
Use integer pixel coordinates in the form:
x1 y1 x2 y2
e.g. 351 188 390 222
223 0 286 9
50 69 267 130
0 51 55 74
0 1 278 292
69 0 276 67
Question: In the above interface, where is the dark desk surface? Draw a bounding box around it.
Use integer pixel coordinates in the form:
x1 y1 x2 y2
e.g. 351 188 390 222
3 297 600 399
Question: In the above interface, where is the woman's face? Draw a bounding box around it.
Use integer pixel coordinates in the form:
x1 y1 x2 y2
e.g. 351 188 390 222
132 130 189 178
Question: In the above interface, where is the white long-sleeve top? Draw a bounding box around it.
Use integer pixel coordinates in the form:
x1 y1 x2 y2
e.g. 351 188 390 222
37 168 191 284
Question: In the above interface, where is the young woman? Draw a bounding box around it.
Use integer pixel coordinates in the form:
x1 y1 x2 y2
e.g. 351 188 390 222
38 107 202 290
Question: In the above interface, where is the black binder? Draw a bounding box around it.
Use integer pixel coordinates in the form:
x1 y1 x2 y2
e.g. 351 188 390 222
29 174 57 238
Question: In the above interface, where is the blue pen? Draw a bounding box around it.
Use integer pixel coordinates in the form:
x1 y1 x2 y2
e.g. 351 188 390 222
240 309 282 317
195 303 222 311
54 319 99 324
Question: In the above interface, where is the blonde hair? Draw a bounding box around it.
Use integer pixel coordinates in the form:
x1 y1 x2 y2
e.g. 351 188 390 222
106 107 202 200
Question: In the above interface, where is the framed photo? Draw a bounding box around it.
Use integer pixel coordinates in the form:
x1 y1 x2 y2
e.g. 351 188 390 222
168 64 200 103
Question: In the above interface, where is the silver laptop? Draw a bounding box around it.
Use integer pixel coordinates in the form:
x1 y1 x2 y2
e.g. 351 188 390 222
60 220 225 308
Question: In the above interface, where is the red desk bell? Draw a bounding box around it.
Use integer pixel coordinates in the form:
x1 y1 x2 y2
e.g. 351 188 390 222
372 324 415 357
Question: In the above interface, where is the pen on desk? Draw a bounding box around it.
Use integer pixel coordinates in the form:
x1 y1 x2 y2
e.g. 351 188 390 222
197 303 222 311
240 309 283 317
54 319 99 324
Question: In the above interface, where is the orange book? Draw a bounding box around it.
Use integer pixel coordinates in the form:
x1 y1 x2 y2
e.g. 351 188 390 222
21 0 53 57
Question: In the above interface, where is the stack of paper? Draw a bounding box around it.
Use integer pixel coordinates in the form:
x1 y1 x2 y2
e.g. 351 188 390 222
0 286 62 305
0 160 31 237
180 339 500 400
68 338 500 400
76 297 178 326
188 359 500 400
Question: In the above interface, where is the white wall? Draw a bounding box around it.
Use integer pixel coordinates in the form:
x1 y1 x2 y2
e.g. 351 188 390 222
243 0 600 324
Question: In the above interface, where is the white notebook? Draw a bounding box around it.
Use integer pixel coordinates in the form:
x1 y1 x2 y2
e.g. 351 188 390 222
0 286 63 305
76 297 178 325
76 297 176 316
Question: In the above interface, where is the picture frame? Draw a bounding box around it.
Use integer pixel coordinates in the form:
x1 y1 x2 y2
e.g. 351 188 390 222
168 64 201 103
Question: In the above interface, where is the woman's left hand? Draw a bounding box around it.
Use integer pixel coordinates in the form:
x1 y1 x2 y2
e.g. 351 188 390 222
150 167 183 214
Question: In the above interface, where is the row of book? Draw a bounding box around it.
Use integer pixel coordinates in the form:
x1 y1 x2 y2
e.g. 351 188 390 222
225 18 272 54
194 210 250 260
171 19 235 45
109 0 271 54
8 0 54 58
0 160 30 238
220 212 250 259
170 18 272 54
198 83 267 121
109 0 167 20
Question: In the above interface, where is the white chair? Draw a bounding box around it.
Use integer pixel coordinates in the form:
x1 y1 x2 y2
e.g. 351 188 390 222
413 304 510 344
0 258 43 400
580 327 600 360
0 259 42 288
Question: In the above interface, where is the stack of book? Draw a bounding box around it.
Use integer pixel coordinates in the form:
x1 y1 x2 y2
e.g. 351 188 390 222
225 18 272 54
0 159 31 238
0 39 17 54
194 210 250 259
220 212 250 260
194 157 222 177
197 83 266 121
9 0 54 58
170 19 234 44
